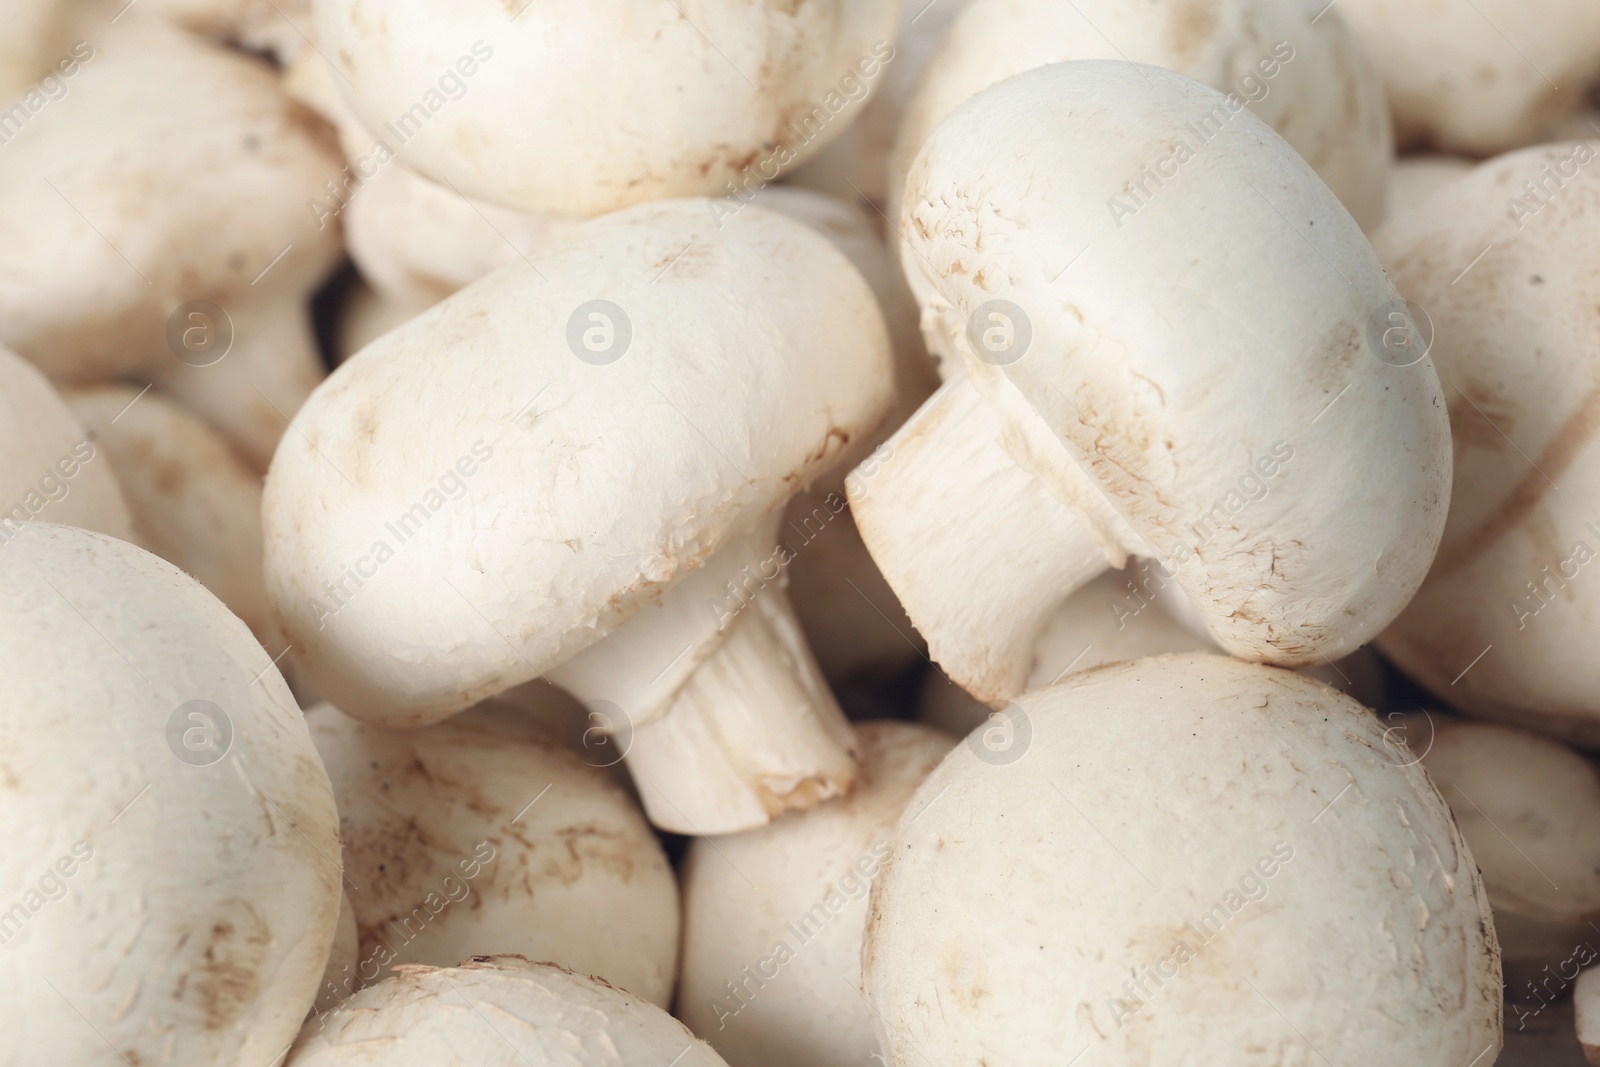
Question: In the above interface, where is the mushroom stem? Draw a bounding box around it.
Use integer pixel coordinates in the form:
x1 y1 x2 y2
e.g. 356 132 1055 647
625 588 857 835
850 377 1115 705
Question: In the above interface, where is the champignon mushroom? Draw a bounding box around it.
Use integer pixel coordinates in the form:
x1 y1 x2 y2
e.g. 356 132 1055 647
851 62 1451 708
315 890 359 1014
132 0 314 63
314 0 900 218
287 956 727 1066
0 346 135 545
1386 155 1474 220
264 198 895 834
1372 140 1600 741
0 0 76 101
1336 0 1600 155
0 523 341 1066
304 701 679 1007
888 0 1393 232
1577 966 1600 1063
64 383 275 646
865 653 1501 1065
0 21 343 469
678 722 954 1067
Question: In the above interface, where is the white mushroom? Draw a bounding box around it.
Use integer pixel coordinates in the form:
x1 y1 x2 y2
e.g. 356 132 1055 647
0 346 135 545
1385 154 1475 220
315 890 358 1014
1336 0 1600 154
853 62 1451 708
0 22 343 469
1577 966 1600 1063
64 382 275 646
1373 140 1600 740
0 0 76 101
888 0 1393 232
678 722 954 1067
264 198 894 834
865 653 1501 1065
314 0 900 217
287 956 728 1066
304 701 679 1008
0 523 341 1066
132 0 315 63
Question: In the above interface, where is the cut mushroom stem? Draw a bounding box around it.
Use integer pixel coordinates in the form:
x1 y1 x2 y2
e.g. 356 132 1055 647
852 377 1115 705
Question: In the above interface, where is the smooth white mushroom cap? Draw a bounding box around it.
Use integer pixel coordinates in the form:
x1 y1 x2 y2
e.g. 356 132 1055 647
314 0 899 218
1374 141 1600 739
874 62 1449 684
65 383 274 644
889 0 1392 231
0 524 342 1066
865 653 1501 1066
678 722 954 1066
1336 0 1600 154
0 346 135 545
265 198 893 725
287 957 727 1067
0 22 341 382
305 702 679 1007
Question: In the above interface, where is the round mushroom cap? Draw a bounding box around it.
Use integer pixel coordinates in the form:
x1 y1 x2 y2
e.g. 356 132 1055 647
265 198 894 725
64 383 273 644
0 22 342 381
890 0 1393 231
306 702 679 1006
0 347 135 545
1336 0 1600 154
865 653 1500 1066
1373 141 1600 738
0 524 342 1066
1414 722 1600 921
679 722 954 1066
286 957 728 1066
314 0 899 218
902 61 1451 668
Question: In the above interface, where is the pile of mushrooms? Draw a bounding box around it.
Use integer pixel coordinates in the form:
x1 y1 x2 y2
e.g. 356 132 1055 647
12 0 1600 1063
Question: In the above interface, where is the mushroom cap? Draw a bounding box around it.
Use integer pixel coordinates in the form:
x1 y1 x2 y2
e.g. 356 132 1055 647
132 0 315 62
64 382 273 644
315 889 360 1013
865 653 1500 1065
287 956 727 1066
0 346 135 544
0 22 342 380
1336 0 1600 154
265 198 893 725
1414 721 1600 922
1373 141 1600 736
1577 965 1600 1063
901 61 1451 668
678 722 954 1066
1385 154 1474 220
306 702 679 1006
890 0 1392 231
0 0 73 100
0 523 341 1066
314 0 899 218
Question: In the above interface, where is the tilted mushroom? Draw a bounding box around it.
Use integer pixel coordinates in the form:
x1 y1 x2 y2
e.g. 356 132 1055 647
1386 155 1474 220
678 722 954 1067
287 957 727 1067
888 0 1393 233
305 702 679 1008
1404 719 1600 1002
0 346 135 545
865 653 1501 1065
0 523 341 1066
313 0 900 217
1373 141 1600 741
852 62 1451 708
1336 0 1600 155
264 198 895 834
0 22 343 469
64 383 275 646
